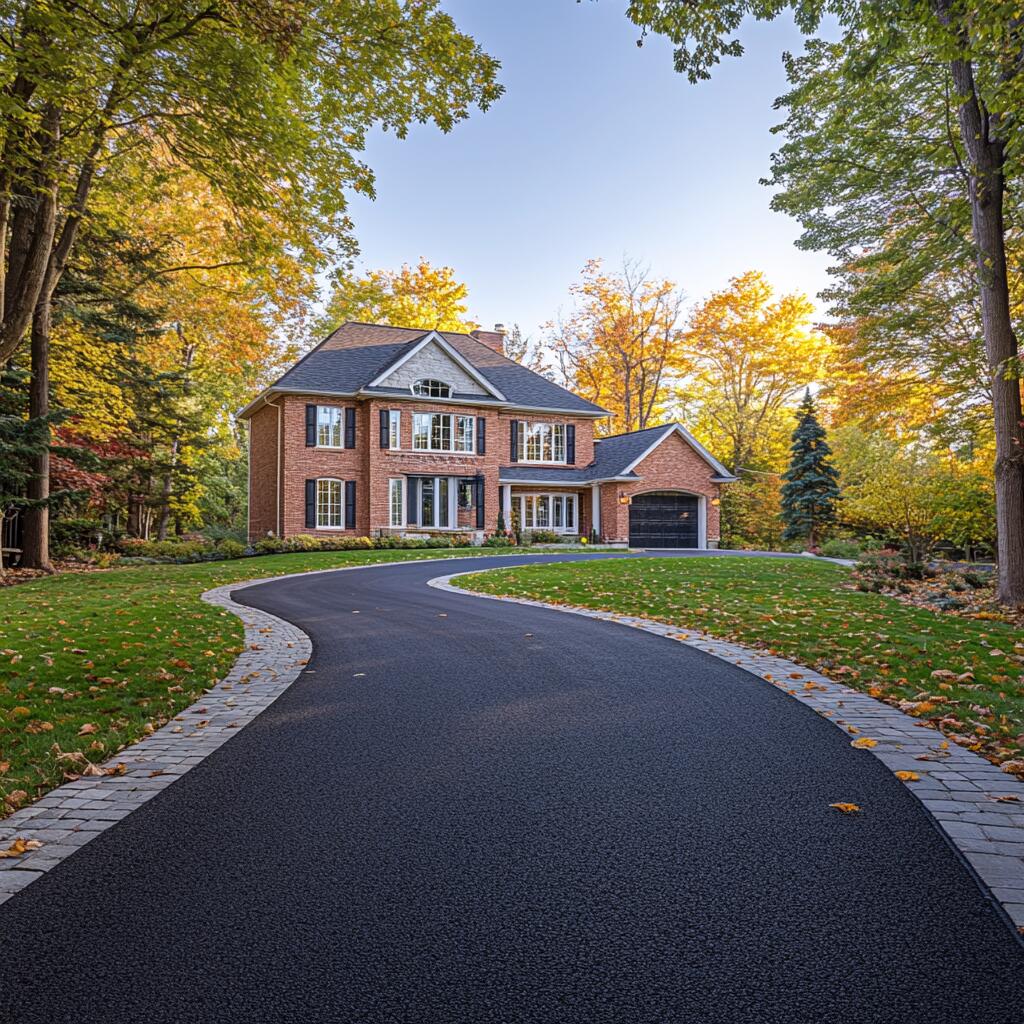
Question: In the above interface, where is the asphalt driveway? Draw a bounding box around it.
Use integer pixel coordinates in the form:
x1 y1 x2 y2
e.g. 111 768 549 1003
1 553 1022 1023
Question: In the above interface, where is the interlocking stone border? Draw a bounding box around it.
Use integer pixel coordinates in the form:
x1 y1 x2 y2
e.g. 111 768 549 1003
431 570 1024 935
0 579 311 906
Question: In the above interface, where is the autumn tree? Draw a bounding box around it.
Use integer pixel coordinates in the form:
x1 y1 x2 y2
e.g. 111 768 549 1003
681 271 830 473
549 258 686 434
319 260 474 334
625 0 1024 602
0 0 501 568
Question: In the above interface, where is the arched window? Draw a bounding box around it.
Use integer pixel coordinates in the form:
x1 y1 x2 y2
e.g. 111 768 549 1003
411 378 452 398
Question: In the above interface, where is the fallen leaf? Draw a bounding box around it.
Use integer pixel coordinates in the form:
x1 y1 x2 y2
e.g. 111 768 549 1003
78 723 98 736
0 837 42 858
830 802 861 814
894 771 920 782
851 737 878 749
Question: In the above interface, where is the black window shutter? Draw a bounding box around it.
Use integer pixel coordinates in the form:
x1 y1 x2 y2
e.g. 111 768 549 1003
566 424 576 465
305 479 316 528
509 419 519 461
475 475 485 529
476 417 486 454
345 480 356 529
305 405 317 447
344 407 356 448
379 409 390 449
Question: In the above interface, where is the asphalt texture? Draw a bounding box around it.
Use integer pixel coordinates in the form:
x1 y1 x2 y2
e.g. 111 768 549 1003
2 553 1023 1024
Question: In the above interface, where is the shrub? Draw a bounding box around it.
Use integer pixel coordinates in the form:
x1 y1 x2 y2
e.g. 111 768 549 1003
820 538 861 560
961 571 989 589
284 534 323 552
523 530 560 545
483 534 514 547
254 537 287 555
216 539 246 559
51 517 104 555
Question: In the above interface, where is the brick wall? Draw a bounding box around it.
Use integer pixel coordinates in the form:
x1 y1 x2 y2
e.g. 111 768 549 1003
596 430 724 546
247 401 280 541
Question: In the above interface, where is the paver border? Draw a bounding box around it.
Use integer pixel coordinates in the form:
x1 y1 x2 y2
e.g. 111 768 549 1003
0 553 550 905
430 568 1024 937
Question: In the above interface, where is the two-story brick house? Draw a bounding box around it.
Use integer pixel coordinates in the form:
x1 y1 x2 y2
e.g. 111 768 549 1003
238 321 736 547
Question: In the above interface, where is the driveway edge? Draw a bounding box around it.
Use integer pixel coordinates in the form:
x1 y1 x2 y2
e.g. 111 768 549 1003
431 569 1024 935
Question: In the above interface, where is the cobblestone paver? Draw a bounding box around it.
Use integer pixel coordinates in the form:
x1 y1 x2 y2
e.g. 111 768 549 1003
0 579 311 906
432 571 1024 935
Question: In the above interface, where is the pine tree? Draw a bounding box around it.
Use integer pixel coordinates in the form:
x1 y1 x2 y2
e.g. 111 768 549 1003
781 391 840 548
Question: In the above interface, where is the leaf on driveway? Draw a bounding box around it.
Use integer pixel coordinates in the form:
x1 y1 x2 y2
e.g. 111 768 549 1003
829 802 862 814
0 837 42 858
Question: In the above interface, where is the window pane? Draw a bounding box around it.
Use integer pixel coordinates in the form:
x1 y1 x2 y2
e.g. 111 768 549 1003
566 496 575 530
317 406 342 447
421 477 434 526
438 478 450 528
541 425 553 461
458 480 473 509
517 422 526 457
553 496 563 528
553 425 566 462
389 479 403 527
317 479 341 527
413 414 429 450
537 496 549 527
455 415 474 452
524 496 535 528
389 411 400 449
526 424 542 461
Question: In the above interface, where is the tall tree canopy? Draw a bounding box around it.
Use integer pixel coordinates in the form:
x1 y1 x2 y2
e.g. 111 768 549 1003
319 260 474 334
549 258 686 434
0 0 501 567
624 0 1024 602
681 270 829 473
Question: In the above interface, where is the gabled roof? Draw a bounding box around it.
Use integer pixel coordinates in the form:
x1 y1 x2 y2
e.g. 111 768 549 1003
238 321 607 418
498 422 737 485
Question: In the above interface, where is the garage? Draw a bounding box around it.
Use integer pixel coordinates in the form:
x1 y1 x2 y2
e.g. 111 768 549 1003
628 491 700 548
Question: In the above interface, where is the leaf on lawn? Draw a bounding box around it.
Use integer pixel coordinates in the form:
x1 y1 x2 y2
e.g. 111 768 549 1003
78 723 98 735
830 802 861 814
0 837 43 858
894 771 920 782
851 737 878 749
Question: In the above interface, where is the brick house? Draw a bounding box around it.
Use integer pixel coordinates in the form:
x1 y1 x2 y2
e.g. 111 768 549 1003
238 321 736 547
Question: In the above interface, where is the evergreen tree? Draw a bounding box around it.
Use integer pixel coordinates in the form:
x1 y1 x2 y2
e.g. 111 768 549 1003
781 392 840 548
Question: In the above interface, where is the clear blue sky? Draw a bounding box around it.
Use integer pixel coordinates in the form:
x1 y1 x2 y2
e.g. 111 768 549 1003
345 1 834 338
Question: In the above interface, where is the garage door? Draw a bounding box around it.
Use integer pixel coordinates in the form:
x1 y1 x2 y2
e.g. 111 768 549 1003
628 492 699 548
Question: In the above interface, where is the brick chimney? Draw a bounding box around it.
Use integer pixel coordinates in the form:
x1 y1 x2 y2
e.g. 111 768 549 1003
470 323 506 355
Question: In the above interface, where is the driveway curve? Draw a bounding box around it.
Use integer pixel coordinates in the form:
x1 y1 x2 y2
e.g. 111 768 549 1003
1 553 1022 1024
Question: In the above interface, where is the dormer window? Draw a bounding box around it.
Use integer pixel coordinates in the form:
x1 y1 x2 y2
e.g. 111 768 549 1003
411 378 452 399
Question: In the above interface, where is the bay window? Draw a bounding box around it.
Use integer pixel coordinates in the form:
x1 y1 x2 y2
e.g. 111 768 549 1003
412 412 475 453
518 492 577 533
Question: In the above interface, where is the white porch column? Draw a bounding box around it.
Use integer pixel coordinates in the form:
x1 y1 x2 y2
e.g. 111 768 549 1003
590 484 601 539
698 495 708 549
501 484 512 524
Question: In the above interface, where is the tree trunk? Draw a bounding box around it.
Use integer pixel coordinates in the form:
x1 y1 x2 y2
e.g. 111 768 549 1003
20 298 52 570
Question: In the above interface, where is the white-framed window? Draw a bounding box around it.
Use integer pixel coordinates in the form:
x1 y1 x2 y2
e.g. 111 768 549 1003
388 409 401 449
517 422 566 463
518 492 577 533
316 479 343 528
317 406 344 448
412 412 475 453
388 478 404 527
411 378 452 398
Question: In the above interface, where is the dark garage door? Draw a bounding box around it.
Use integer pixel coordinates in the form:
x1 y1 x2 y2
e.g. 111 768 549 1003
628 491 699 548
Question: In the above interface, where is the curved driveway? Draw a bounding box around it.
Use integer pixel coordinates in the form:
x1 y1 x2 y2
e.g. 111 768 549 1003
1 553 1023 1023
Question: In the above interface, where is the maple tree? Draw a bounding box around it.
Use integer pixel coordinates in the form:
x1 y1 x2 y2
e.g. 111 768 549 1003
549 258 687 434
319 260 474 334
680 271 830 474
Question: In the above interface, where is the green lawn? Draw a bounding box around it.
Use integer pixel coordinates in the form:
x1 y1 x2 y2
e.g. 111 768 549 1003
457 556 1024 772
0 547 503 814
